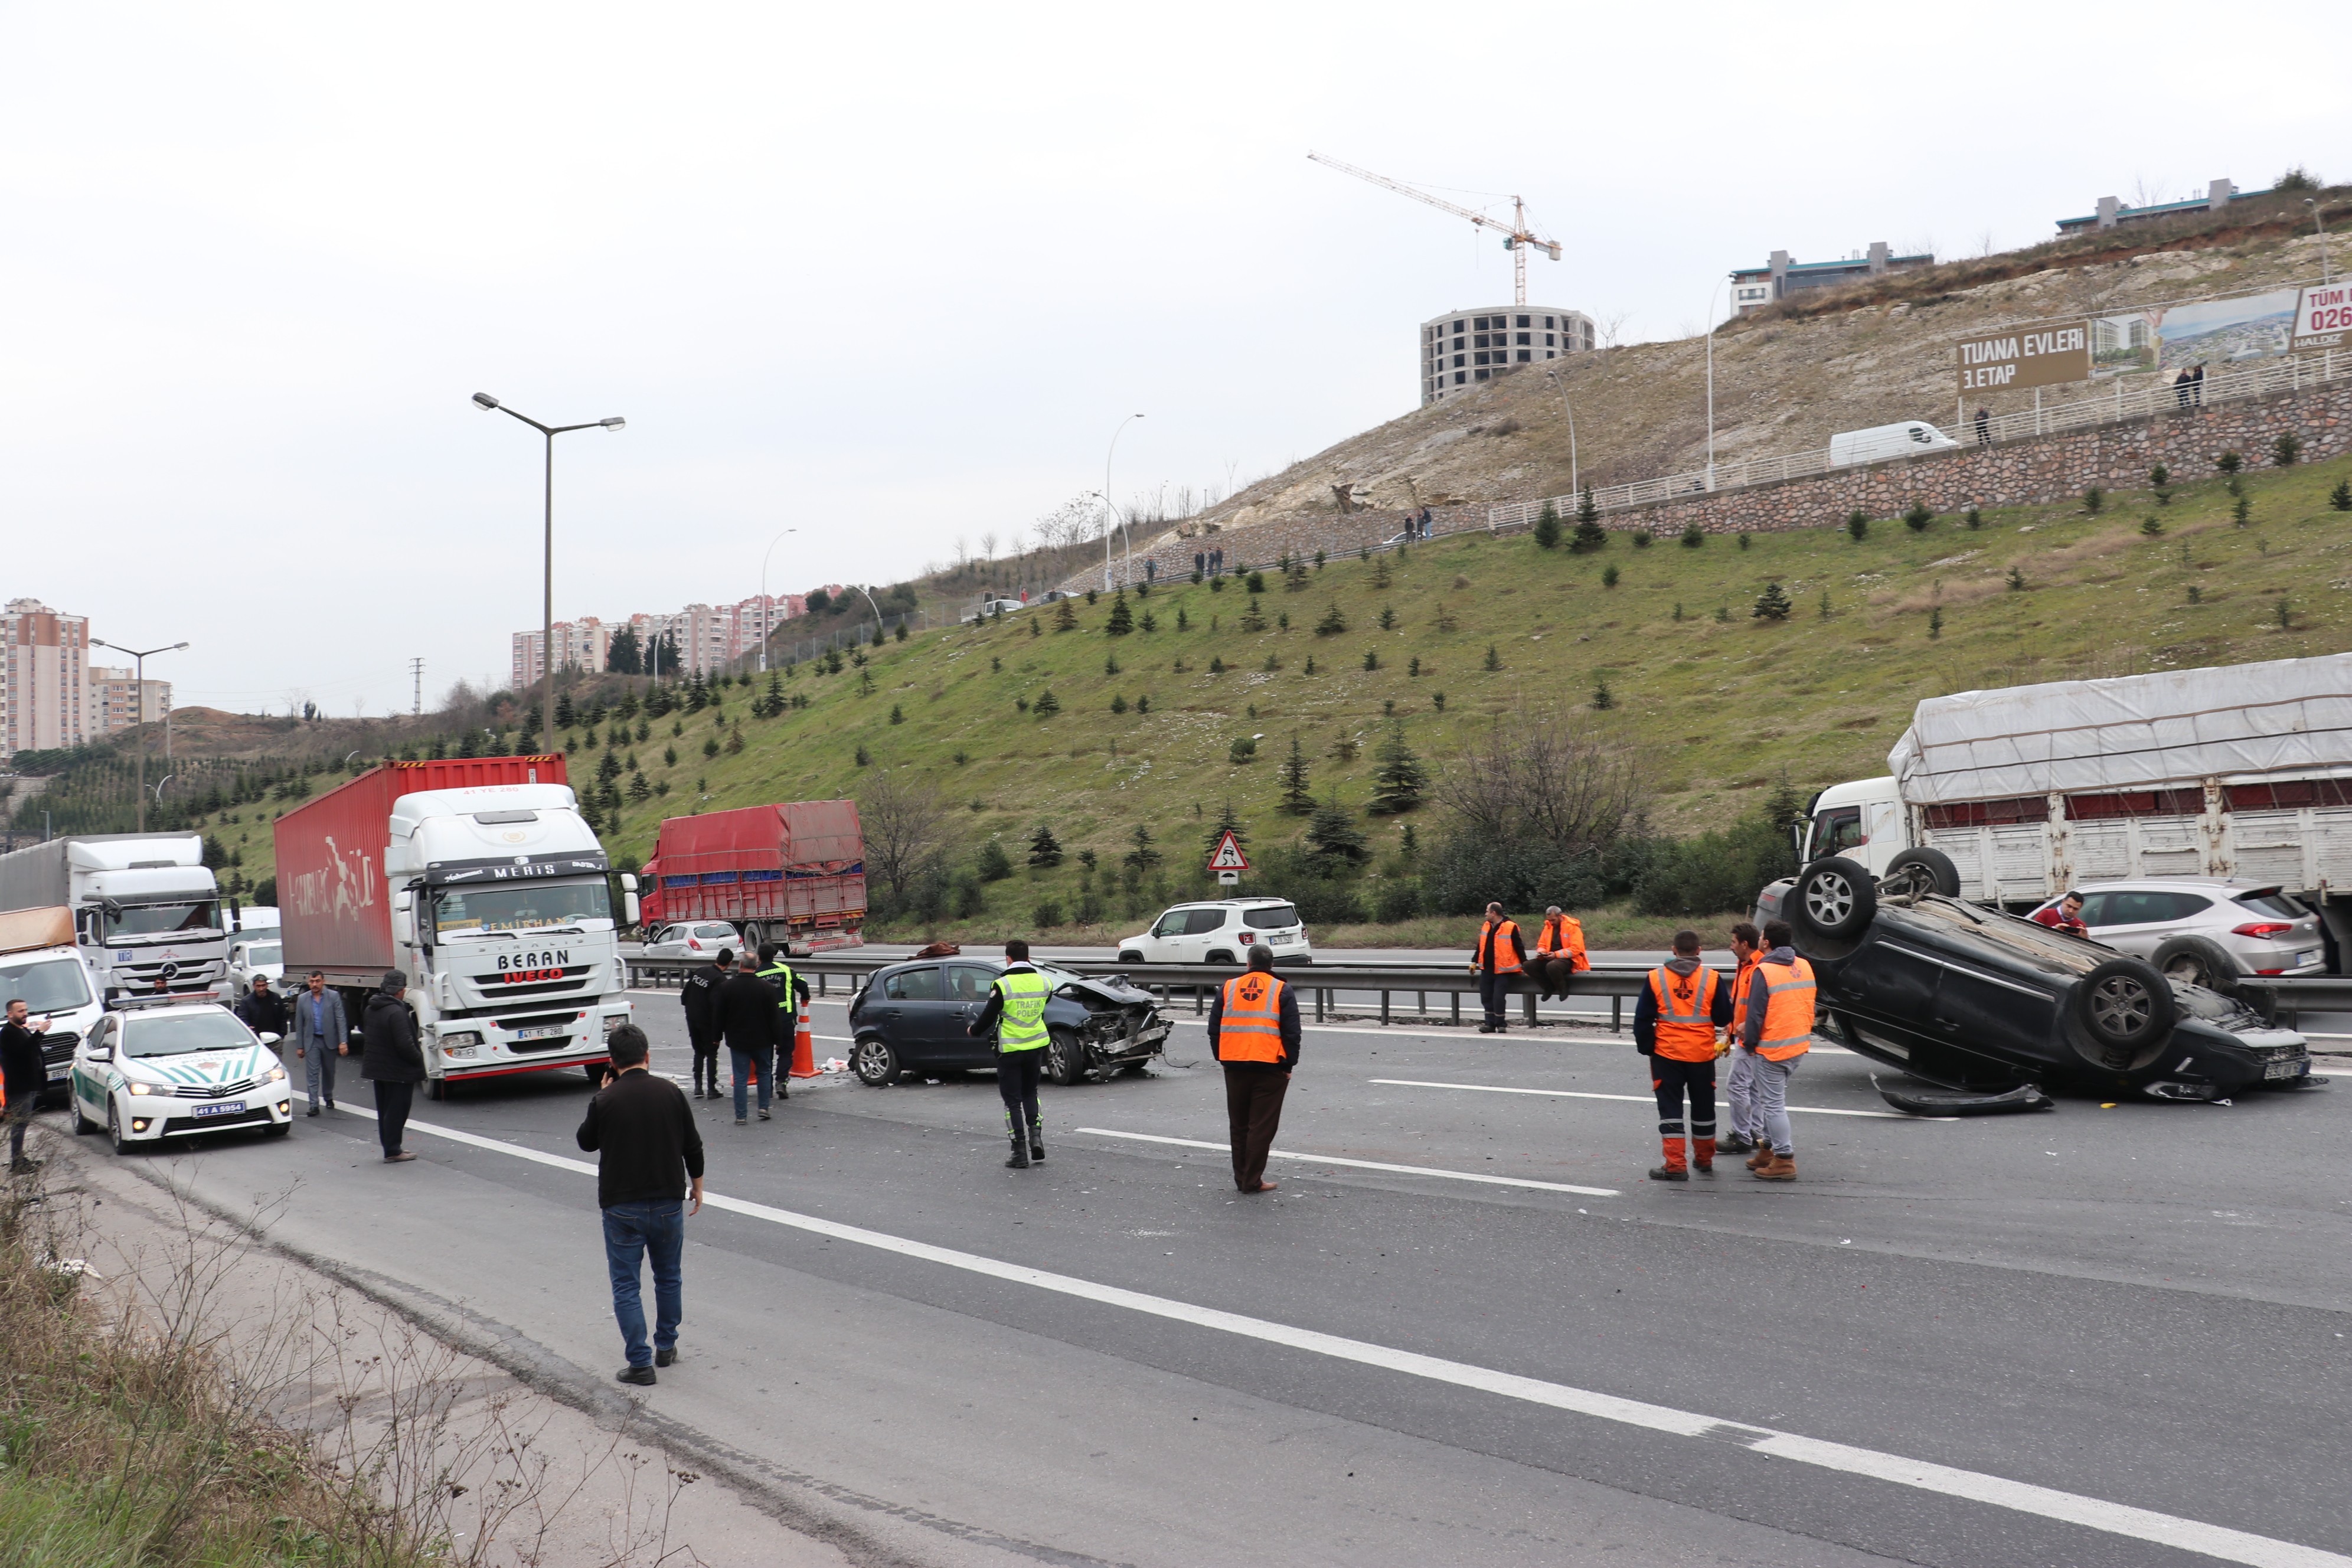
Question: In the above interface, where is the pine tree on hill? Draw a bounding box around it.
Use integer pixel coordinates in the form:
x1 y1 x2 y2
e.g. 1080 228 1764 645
1367 721 1428 814
1304 798 1370 870
1054 597 1079 632
1577 485 1599 525
1104 588 1134 635
554 692 577 730
1570 512 1608 553
1279 735 1314 815
1027 821 1064 867
1533 500 1562 550
1752 581 1794 621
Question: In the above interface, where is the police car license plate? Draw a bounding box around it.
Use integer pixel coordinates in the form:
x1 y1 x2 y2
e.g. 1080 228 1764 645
191 1100 247 1119
2263 1058 2304 1080
513 1025 567 1041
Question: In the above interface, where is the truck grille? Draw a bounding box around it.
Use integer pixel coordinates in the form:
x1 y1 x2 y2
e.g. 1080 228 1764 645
508 1035 577 1054
496 1011 581 1032
41 1033 79 1069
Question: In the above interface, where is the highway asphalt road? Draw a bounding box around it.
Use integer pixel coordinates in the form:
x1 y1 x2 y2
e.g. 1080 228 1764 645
90 986 2352 1568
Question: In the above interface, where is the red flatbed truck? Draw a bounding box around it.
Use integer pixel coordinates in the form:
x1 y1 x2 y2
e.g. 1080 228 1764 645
638 801 866 952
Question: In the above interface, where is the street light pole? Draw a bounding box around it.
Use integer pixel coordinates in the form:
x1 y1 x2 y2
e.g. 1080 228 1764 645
1102 414 1144 591
472 394 625 749
1704 279 1727 491
2308 198 2331 286
758 528 797 672
89 638 187 833
1545 368 1579 497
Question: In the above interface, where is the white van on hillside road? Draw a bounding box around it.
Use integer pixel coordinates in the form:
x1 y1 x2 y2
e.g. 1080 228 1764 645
1830 420 1960 467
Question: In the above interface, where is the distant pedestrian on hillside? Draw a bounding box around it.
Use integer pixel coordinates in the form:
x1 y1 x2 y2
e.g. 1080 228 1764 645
577 1023 704 1387
682 948 731 1099
289 969 348 1115
2191 363 2206 405
360 971 424 1163
1974 406 1991 445
1207 945 1299 1194
2173 367 2194 409
1 997 52 1174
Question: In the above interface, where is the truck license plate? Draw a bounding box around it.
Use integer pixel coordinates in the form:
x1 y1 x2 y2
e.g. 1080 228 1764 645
513 1025 567 1041
191 1100 247 1119
2263 1059 2305 1080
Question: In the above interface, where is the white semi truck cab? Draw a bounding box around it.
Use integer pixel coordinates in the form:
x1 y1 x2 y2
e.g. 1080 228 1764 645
0 834 228 1002
386 784 636 1094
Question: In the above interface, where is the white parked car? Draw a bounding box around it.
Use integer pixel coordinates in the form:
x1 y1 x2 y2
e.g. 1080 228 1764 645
69 999 293 1152
2028 880 2328 989
962 597 1028 624
642 921 745 961
1116 899 1314 967
224 935 283 999
1828 420 1959 467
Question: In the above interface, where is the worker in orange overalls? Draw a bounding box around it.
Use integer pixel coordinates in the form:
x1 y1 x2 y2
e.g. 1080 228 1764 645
1469 903 1527 1034
1530 906 1589 1001
1633 930 1734 1180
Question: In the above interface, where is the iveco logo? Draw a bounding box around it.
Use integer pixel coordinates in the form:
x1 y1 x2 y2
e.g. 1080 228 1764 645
514 855 530 865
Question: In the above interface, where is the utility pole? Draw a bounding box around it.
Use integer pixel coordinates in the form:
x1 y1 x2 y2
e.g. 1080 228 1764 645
410 657 424 717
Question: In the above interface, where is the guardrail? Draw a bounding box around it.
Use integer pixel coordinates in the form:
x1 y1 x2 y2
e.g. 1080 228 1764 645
628 952 2352 1038
1485 345 2348 532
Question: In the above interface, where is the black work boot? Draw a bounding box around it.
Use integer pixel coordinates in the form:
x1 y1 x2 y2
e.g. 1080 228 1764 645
1005 1126 1031 1169
1029 1117 1046 1163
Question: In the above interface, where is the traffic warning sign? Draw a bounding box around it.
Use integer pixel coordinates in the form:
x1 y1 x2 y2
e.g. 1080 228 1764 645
1207 829 1251 871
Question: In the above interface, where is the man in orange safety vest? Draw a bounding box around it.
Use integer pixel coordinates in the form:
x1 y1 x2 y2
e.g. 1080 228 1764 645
1207 945 1301 1194
1737 919 1817 1182
1469 903 1527 1034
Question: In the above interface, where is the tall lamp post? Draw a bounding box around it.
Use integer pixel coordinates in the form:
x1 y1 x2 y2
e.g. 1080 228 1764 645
758 528 797 672
2308 198 2332 286
1703 278 1727 491
472 394 626 749
1544 368 1579 498
89 638 186 832
1102 413 1144 590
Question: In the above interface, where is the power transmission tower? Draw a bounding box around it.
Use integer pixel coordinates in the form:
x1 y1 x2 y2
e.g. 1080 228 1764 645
410 658 424 716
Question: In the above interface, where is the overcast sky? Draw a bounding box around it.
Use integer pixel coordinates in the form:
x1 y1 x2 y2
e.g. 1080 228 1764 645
2 1 2339 718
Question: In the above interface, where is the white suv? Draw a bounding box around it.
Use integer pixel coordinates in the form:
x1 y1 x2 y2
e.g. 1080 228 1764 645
1116 899 1313 966
2030 880 2328 988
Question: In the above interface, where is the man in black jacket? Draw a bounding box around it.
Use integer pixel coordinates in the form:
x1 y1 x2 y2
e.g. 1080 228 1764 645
681 949 732 1099
236 974 289 1041
360 971 426 1162
715 961 778 1125
1 998 52 1174
577 1023 704 1386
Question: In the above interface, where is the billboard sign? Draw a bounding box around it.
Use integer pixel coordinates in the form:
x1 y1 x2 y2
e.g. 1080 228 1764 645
1956 321 2091 393
2292 282 2351 351
2153 288 2297 373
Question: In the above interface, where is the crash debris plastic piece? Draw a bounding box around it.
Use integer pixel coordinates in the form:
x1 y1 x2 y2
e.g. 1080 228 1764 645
1872 1075 2054 1116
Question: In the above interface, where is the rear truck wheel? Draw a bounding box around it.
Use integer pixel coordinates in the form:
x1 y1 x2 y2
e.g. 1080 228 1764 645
851 1036 900 1087
1118 950 1145 965
1045 1028 1089 1086
107 1102 130 1157
2151 935 2242 997
2069 957 2175 1073
1788 857 1876 958
1884 847 1962 898
741 922 765 950
584 1061 607 1084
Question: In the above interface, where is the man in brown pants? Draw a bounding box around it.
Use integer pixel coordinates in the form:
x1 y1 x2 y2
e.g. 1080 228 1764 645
1206 945 1301 1194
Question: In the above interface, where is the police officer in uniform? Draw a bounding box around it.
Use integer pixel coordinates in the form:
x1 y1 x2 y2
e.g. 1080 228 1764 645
968 939 1051 1168
681 949 732 1098
753 943 811 1102
1207 944 1301 1194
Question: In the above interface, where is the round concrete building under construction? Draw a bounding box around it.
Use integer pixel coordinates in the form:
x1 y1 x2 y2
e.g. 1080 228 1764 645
1423 306 1595 404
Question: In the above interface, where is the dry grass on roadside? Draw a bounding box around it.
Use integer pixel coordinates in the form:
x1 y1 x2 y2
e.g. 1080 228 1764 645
0 1170 706 1567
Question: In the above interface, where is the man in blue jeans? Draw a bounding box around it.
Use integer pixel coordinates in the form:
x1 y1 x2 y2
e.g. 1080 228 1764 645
576 1024 705 1385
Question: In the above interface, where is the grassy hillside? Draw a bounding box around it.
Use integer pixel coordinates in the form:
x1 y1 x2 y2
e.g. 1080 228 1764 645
193 452 2352 940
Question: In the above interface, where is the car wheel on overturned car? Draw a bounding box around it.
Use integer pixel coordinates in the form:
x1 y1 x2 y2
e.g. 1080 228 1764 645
851 1036 900 1087
1883 847 1962 897
1045 1028 1090 1087
2068 956 2176 1072
1788 857 1877 958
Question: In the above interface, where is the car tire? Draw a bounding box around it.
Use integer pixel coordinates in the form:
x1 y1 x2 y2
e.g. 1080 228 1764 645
425 1077 447 1101
1118 950 1145 965
73 1095 97 1136
1789 857 1877 954
1046 1028 1090 1086
266 1119 292 1138
584 1061 607 1084
851 1036 900 1087
2069 957 2176 1070
1884 847 1962 897
2151 935 2242 996
1204 950 1236 967
107 1102 130 1157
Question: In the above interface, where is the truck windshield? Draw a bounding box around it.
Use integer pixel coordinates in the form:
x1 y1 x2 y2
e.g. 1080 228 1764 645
430 880 612 937
0 957 94 1014
1811 808 1864 859
103 901 222 941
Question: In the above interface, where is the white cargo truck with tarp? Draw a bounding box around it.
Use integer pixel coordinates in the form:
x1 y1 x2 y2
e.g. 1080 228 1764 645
1792 653 2352 969
0 834 230 1000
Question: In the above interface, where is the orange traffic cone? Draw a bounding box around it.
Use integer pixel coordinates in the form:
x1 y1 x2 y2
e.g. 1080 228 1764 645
790 994 817 1077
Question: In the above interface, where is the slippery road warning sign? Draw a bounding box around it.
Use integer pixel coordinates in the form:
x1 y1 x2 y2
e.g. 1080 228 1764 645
1207 830 1250 871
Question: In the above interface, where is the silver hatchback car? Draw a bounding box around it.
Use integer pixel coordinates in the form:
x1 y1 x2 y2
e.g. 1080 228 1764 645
2030 880 2327 988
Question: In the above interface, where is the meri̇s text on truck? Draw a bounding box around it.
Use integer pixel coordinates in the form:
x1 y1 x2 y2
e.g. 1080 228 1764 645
273 756 640 1099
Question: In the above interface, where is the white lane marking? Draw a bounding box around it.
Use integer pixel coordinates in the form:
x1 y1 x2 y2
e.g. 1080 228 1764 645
322 1102 2346 1568
1371 1077 1917 1119
1164 1015 1858 1054
1071 1127 1621 1197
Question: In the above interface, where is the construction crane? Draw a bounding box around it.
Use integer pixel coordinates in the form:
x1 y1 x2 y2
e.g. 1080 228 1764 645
1308 151 1562 306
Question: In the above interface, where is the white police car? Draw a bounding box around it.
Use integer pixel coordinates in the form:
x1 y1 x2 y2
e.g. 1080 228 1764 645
68 998 293 1153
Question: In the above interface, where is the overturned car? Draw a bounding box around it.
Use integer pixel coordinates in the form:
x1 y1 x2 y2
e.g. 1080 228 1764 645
847 958 1171 1087
1757 853 2315 1102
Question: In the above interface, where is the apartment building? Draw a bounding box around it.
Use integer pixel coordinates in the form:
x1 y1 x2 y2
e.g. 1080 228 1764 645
1728 243 1935 313
1420 307 1596 404
513 592 803 682
1 599 92 758
87 668 172 739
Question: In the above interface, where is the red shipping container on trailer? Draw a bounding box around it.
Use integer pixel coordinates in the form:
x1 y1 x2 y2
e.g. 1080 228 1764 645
639 800 865 950
276 756 571 983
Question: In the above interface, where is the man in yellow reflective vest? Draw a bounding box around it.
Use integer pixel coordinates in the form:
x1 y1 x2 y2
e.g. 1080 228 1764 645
755 944 811 1103
1737 920 1816 1182
1632 929 1734 1180
1207 945 1301 1194
968 938 1053 1169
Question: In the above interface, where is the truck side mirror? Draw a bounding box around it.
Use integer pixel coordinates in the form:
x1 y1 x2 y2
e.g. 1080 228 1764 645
390 892 416 947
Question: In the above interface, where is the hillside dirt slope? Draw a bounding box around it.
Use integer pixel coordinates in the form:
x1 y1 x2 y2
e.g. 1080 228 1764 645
1172 191 2345 547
